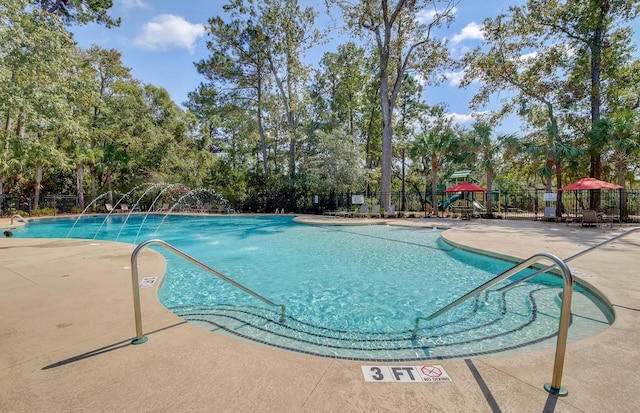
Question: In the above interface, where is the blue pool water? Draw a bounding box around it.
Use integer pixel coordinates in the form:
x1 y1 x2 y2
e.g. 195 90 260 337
13 214 612 360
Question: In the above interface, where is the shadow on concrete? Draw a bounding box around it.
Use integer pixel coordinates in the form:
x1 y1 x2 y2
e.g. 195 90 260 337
465 359 502 413
42 321 186 370
542 394 560 412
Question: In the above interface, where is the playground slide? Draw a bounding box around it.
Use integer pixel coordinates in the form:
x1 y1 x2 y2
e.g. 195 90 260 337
439 193 463 210
472 200 486 211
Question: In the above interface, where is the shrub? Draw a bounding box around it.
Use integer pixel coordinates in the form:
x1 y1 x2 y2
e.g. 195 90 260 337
31 207 55 216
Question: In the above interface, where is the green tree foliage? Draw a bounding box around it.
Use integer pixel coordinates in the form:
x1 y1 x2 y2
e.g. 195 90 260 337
33 0 119 27
305 129 366 196
510 0 639 182
197 12 271 176
1 1 78 207
465 121 519 213
311 42 371 135
410 104 457 216
2 0 639 215
331 0 457 209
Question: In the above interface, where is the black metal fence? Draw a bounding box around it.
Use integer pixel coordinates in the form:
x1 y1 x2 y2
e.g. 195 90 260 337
307 187 640 223
3 188 640 223
1 194 80 216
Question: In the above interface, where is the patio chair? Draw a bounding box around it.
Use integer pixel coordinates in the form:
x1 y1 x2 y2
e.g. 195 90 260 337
119 204 129 213
370 204 381 218
385 205 398 218
355 204 369 217
157 203 170 212
603 208 621 227
580 210 600 227
105 203 114 213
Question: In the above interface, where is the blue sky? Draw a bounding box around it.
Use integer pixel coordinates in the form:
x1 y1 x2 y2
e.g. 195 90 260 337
69 0 532 132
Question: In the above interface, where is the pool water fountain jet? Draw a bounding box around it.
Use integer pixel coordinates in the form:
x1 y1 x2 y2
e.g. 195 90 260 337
65 192 110 238
134 183 192 243
114 184 163 241
93 184 148 239
151 187 229 233
120 182 173 243
113 182 197 241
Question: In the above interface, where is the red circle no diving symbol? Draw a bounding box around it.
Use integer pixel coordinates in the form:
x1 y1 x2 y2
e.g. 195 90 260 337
421 365 442 378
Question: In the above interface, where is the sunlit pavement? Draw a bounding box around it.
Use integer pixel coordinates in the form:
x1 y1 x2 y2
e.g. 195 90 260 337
1 215 639 412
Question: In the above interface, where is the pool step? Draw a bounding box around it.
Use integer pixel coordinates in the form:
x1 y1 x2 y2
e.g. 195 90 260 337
166 284 601 361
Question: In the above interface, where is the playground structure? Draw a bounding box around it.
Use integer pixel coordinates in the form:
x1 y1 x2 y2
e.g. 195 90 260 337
433 192 486 212
431 171 488 216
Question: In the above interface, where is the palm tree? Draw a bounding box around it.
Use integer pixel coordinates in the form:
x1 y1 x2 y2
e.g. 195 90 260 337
468 122 519 214
594 111 640 217
410 105 457 217
102 142 130 203
608 111 640 188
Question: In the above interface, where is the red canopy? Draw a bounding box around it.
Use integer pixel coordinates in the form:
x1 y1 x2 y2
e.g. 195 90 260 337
558 178 623 191
172 187 190 194
445 181 487 193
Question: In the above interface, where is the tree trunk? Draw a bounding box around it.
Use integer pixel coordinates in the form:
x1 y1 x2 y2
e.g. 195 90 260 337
105 168 113 204
90 166 98 210
401 147 406 211
589 5 606 208
431 157 439 217
257 77 269 178
555 160 563 217
77 164 85 210
380 74 393 210
18 107 26 139
4 71 16 132
617 151 627 218
34 163 43 210
486 169 494 213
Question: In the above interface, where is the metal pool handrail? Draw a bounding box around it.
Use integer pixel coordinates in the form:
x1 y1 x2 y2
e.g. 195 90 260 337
496 226 640 293
420 227 639 324
418 252 573 396
129 239 286 345
11 214 27 225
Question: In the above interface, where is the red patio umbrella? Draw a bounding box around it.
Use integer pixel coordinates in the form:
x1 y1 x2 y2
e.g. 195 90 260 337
558 177 623 191
445 181 487 192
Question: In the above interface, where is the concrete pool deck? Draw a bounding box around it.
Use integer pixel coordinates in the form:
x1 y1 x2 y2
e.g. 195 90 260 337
1 215 639 412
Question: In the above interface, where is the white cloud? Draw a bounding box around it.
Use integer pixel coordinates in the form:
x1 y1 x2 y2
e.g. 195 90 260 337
444 69 465 86
519 51 538 61
447 111 488 125
416 7 458 24
415 73 427 88
451 22 484 43
447 112 475 125
134 14 205 53
120 0 149 9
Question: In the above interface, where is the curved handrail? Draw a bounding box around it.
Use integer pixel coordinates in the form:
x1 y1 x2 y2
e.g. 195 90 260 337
418 252 573 396
11 214 27 225
423 252 570 322
130 239 286 345
496 227 640 292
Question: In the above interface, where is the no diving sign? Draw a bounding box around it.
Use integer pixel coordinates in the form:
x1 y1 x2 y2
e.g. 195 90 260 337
362 365 452 383
139 276 158 288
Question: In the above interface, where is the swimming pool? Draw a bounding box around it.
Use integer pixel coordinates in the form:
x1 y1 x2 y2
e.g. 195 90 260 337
14 214 612 361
